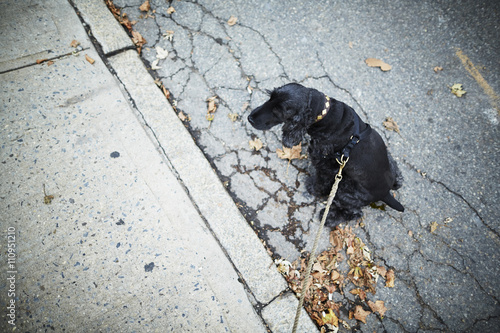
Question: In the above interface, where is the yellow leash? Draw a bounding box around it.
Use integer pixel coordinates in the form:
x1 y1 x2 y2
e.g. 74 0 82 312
292 155 348 333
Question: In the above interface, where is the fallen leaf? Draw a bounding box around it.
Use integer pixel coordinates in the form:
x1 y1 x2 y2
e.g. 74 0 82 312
368 300 387 317
44 194 54 204
166 6 175 14
312 262 324 273
131 30 147 53
85 54 95 64
383 117 400 134
162 86 170 99
276 143 303 161
43 184 54 204
450 83 466 97
178 111 189 121
353 305 370 323
331 270 340 281
151 59 161 70
139 0 150 12
365 58 392 71
348 41 354 49
227 16 238 26
228 113 239 122
322 308 339 327
156 46 169 59
249 138 263 151
206 96 218 125
275 259 292 275
36 59 48 64
70 40 80 48
430 221 439 233
47 60 54 66
434 66 443 73
350 288 366 301
385 269 395 288
207 96 217 113
163 30 174 41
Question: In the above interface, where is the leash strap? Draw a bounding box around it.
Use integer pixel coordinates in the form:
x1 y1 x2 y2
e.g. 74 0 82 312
291 157 348 333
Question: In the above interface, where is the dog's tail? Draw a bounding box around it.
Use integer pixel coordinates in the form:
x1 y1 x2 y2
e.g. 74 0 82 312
382 193 404 212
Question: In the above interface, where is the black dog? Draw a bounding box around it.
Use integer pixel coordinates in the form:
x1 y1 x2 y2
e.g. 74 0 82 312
248 83 403 226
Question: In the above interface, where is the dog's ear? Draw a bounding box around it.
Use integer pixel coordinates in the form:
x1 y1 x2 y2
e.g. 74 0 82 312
281 91 314 147
282 115 307 147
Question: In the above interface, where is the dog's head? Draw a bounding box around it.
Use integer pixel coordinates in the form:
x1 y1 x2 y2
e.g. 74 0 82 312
248 83 321 147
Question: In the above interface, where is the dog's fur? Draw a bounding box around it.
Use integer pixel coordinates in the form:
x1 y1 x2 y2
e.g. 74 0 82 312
248 83 404 226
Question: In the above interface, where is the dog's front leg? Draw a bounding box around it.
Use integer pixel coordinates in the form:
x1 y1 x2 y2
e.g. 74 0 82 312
306 163 338 197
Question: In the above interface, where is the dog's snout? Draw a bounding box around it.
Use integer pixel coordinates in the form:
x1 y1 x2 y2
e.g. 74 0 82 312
248 114 256 126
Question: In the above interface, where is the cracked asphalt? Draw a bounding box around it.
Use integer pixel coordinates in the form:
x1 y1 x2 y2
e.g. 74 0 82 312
113 0 499 331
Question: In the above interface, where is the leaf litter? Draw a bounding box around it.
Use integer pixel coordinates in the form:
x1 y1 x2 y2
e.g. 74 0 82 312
280 226 395 331
249 138 263 151
365 58 392 71
450 83 466 97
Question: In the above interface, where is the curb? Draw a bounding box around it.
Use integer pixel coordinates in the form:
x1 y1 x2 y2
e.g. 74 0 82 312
71 0 319 331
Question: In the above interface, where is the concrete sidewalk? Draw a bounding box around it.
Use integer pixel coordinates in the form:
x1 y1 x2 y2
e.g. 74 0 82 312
0 0 317 331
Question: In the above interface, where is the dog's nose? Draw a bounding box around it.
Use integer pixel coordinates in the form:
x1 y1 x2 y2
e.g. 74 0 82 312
248 114 255 126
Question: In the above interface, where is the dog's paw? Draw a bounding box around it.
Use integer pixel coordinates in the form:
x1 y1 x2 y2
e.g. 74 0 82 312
305 176 320 196
319 207 345 227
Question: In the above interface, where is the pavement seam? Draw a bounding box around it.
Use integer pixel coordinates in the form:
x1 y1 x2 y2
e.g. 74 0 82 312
0 49 89 75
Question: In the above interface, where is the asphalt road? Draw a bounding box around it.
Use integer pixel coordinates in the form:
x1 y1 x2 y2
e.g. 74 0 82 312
114 0 499 331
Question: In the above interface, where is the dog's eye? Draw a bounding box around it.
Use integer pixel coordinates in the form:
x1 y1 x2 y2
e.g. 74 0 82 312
272 105 284 116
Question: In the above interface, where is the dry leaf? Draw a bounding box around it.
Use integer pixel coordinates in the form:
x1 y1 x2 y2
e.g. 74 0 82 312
450 83 466 97
383 117 400 134
276 143 303 161
47 60 54 66
350 288 367 301
322 309 339 327
249 138 263 151
331 270 340 281
228 113 239 122
207 96 217 113
139 0 150 12
163 30 174 41
376 265 387 278
353 305 370 323
385 269 395 288
368 300 387 317
348 41 354 49
151 59 161 70
178 111 187 121
85 54 95 64
430 221 439 233
156 46 169 59
121 14 135 31
131 30 147 52
70 40 80 48
162 86 170 99
365 58 392 71
227 16 238 26
434 66 443 73
36 59 48 64
166 6 175 14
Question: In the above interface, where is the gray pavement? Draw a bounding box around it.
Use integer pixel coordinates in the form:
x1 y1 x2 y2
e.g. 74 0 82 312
0 0 317 332
0 0 498 332
109 0 499 332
